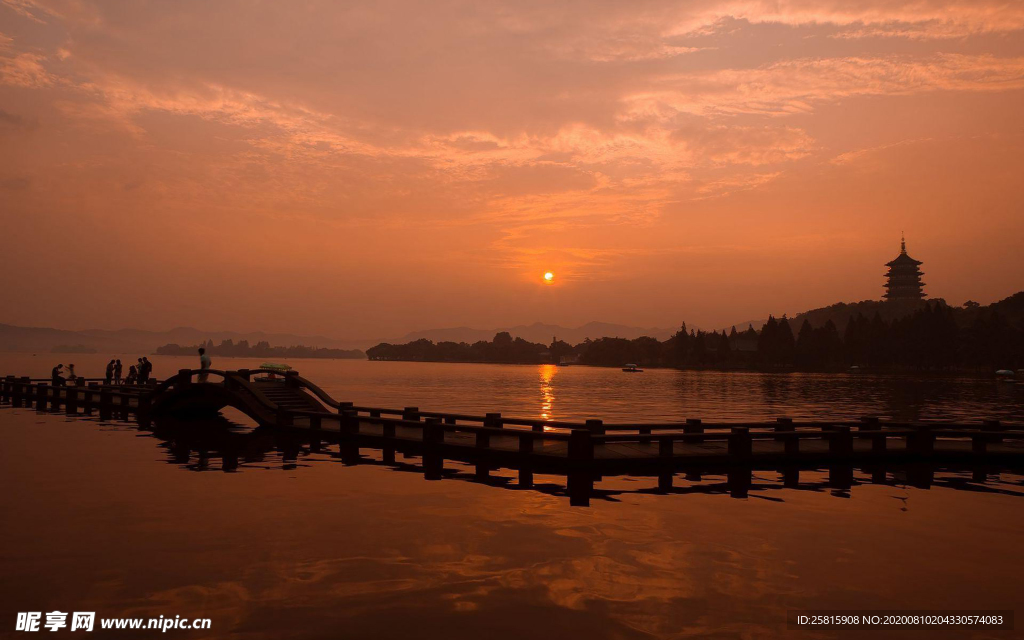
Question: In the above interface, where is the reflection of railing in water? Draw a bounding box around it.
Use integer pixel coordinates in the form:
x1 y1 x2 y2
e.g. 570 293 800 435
3 369 1024 507
133 415 1024 506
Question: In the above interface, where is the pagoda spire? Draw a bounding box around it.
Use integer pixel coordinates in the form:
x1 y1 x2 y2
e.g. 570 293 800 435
884 235 925 300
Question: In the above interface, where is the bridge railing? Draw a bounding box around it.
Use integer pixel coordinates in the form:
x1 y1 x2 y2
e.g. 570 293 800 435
254 369 1023 435
151 368 286 416
4 372 1021 448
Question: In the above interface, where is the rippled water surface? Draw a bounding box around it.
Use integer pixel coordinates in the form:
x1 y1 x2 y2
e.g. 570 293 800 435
3 353 1023 423
2 354 1023 639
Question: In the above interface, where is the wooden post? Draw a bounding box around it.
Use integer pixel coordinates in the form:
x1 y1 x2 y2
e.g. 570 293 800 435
569 429 594 462
36 383 47 411
237 368 251 381
9 379 21 407
658 436 673 491
829 426 853 459
402 406 419 421
337 409 354 433
907 463 933 489
871 466 887 484
908 425 934 456
444 416 456 426
136 394 151 428
309 414 322 430
684 418 704 443
340 409 359 464
984 419 1003 444
829 464 853 490
532 422 545 433
568 429 594 507
382 416 396 464
870 429 887 455
972 434 987 455
423 417 444 479
586 419 605 435
177 369 192 386
860 416 881 430
784 433 800 456
782 467 799 488
50 384 62 411
65 386 78 415
639 425 652 436
484 412 502 429
83 383 98 415
277 408 293 427
774 417 794 441
98 387 112 420
9 376 19 404
728 427 751 459
475 430 491 480
1 375 12 404
518 434 534 488
728 467 751 498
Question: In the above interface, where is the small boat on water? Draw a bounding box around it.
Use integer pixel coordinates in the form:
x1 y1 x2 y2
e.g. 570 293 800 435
996 369 1015 381
257 362 292 380
260 362 292 372
622 363 643 373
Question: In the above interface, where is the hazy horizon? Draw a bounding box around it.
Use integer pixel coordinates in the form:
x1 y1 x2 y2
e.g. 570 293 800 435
3 0 1023 338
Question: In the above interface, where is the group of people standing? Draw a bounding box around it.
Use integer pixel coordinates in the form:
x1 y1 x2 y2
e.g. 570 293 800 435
103 357 153 385
49 352 211 387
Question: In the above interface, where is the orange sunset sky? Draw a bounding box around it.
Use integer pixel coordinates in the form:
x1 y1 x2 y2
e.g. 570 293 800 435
2 0 1023 339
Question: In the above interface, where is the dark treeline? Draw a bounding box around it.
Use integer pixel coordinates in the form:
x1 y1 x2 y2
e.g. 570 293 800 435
156 339 364 360
367 298 1024 372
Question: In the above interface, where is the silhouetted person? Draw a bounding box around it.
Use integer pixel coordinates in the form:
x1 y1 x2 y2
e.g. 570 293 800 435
113 359 123 385
105 359 115 385
51 364 66 387
125 365 138 385
140 357 153 384
198 347 211 383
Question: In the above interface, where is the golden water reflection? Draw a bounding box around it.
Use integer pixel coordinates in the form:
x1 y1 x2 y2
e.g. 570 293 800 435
538 364 556 421
2 407 1024 639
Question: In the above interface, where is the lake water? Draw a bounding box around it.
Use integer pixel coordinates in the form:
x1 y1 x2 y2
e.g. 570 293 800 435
1 354 1022 638
3 353 1023 423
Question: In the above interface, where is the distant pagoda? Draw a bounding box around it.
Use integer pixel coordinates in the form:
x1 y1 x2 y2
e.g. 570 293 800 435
883 235 925 300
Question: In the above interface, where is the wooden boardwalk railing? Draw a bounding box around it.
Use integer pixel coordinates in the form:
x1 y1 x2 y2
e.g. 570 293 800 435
3 369 1023 506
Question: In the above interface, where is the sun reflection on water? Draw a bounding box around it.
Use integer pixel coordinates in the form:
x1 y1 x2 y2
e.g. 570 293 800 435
538 364 556 422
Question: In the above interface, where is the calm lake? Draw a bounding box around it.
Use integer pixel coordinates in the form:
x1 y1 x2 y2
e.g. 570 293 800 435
3 353 1024 423
1 354 1022 639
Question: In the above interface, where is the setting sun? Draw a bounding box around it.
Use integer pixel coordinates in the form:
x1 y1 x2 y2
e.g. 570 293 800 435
543 272 554 283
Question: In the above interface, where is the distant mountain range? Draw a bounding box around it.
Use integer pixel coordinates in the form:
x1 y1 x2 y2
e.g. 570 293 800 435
5 293 1020 356
391 322 677 345
0 321 677 355
0 324 368 355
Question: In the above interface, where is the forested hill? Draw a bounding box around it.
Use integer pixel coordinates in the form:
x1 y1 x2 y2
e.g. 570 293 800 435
788 292 1024 334
366 294 1024 372
156 340 364 359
